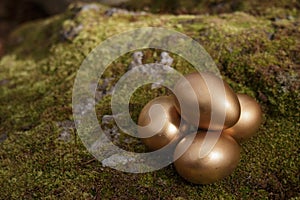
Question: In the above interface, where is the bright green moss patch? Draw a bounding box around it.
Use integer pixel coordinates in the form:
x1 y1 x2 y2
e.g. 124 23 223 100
0 2 299 199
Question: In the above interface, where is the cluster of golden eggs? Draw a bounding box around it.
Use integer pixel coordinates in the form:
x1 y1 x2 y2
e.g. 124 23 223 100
138 72 262 184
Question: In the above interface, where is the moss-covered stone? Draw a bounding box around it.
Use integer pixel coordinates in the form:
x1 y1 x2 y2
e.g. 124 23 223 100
0 2 299 199
122 0 300 17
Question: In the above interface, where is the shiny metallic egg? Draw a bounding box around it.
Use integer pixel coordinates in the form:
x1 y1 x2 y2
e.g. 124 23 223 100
223 94 262 142
138 96 181 151
174 72 241 130
174 131 241 184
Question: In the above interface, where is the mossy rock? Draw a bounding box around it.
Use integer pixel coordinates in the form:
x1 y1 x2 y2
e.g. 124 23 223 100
0 2 299 199
121 0 300 16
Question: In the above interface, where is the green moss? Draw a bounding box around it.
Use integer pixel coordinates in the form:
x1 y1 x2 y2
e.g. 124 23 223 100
0 2 299 199
123 0 300 17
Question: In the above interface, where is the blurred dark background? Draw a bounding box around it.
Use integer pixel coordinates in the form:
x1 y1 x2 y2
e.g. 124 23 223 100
0 0 73 56
0 0 124 55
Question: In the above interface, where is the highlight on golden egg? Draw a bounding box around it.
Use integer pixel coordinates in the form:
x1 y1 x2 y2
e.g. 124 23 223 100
223 94 262 142
174 131 241 184
174 72 240 130
138 95 181 151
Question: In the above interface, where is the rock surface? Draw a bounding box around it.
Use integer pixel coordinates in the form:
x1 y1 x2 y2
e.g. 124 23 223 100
0 2 299 199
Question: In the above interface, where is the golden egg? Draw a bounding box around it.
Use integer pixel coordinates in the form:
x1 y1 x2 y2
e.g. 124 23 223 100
174 131 240 184
138 96 182 151
174 72 240 130
223 94 262 142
